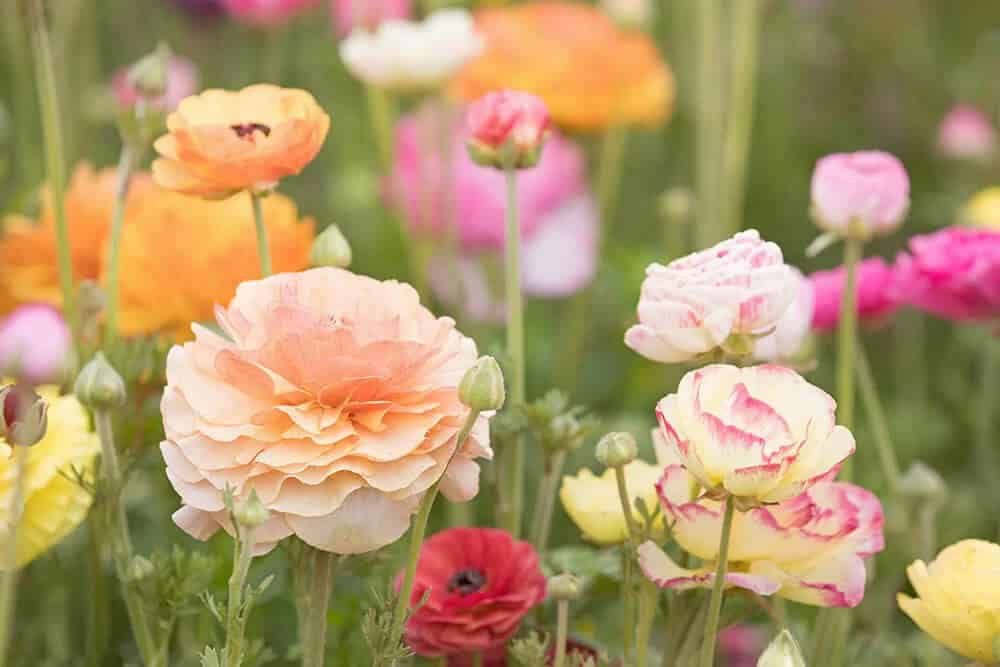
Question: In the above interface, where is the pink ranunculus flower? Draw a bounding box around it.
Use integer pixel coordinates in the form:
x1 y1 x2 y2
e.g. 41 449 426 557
656 364 855 504
112 55 199 113
331 0 411 36
810 150 910 239
160 268 492 555
0 305 71 386
466 90 552 170
718 625 767 667
624 230 798 364
809 257 900 332
221 0 319 25
893 226 1000 322
937 104 996 161
753 267 814 363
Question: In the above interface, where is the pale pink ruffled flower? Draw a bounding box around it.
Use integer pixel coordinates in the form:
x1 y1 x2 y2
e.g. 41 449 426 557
221 0 319 25
809 257 900 332
112 55 199 113
0 305 71 385
810 151 910 239
937 105 996 161
161 268 491 554
331 0 412 36
625 230 797 364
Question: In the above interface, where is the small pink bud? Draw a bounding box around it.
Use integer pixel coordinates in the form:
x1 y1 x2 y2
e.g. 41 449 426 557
810 150 910 240
937 104 996 161
112 54 199 113
331 0 411 37
0 305 71 386
465 90 551 170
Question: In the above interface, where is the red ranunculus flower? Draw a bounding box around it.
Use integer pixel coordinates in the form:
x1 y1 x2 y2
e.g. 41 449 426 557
399 527 547 659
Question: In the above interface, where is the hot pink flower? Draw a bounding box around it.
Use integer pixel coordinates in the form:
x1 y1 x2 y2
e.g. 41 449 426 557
810 151 910 239
809 257 900 332
466 90 551 170
937 104 996 161
893 226 1000 322
221 0 319 25
400 527 547 658
331 0 411 36
160 268 491 555
0 305 71 386
112 55 199 113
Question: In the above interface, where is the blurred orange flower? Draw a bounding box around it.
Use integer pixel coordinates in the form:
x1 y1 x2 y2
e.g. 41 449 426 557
152 84 330 198
450 2 673 132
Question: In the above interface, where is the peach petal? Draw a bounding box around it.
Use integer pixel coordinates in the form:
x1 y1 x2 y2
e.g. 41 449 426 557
288 487 418 554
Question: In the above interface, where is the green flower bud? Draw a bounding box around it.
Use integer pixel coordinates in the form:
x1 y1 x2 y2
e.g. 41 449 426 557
757 629 806 667
595 432 637 468
548 573 581 602
0 384 48 447
310 224 353 268
234 490 270 530
128 43 171 100
898 461 947 507
74 352 127 410
658 187 694 226
458 356 505 412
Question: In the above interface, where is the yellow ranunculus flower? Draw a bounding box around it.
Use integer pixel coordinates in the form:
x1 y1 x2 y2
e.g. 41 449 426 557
898 539 1000 664
559 460 663 545
961 187 1000 229
0 387 99 568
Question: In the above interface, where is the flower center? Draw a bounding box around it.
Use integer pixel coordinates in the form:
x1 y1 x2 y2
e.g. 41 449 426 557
447 568 487 595
230 123 271 140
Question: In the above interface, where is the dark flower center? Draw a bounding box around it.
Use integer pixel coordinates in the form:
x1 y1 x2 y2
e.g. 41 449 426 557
230 123 271 140
447 568 487 595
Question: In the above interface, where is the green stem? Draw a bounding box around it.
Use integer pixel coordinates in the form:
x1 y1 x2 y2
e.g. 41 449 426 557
855 344 900 493
103 145 138 349
223 524 256 667
613 463 640 664
693 0 725 247
975 332 998 534
251 192 272 277
85 515 110 666
529 450 567 553
836 237 863 479
636 579 659 667
0 446 27 667
553 600 569 667
613 465 641 543
596 125 628 235
366 85 396 170
699 495 735 667
300 547 336 667
28 0 80 370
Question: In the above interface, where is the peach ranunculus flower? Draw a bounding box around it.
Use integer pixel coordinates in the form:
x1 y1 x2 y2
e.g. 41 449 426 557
160 268 492 555
657 364 855 505
450 2 673 132
152 84 330 199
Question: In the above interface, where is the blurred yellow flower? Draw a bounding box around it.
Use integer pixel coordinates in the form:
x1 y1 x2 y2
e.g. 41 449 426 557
961 187 1000 229
898 539 1000 664
450 2 673 132
559 460 662 545
152 84 330 198
0 387 99 568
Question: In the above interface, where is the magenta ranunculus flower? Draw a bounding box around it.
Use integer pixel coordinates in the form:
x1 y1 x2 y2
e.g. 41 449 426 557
399 527 546 659
894 226 1000 322
937 104 996 161
331 0 411 36
466 90 552 170
809 257 900 332
0 305 71 385
810 150 910 239
221 0 319 25
112 55 199 113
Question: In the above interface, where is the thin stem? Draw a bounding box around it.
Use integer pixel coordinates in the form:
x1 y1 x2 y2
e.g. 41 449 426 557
636 579 659 667
596 125 628 234
366 85 396 170
251 192 272 277
29 0 79 369
300 547 336 667
553 600 570 667
103 145 137 349
693 0 725 247
223 524 256 667
613 465 640 543
836 237 863 480
85 515 110 666
0 446 28 667
699 495 735 667
855 344 901 493
976 332 999 535
613 463 640 665
529 450 567 553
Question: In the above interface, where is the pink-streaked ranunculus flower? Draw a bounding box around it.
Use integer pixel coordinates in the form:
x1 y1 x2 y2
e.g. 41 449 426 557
0 305 71 386
656 364 855 504
809 257 899 332
400 527 546 658
893 226 1000 322
718 625 767 667
160 268 492 555
331 0 411 36
221 0 319 25
810 151 910 239
638 438 884 608
112 55 199 113
753 267 814 363
466 90 551 170
625 230 798 364
937 104 996 161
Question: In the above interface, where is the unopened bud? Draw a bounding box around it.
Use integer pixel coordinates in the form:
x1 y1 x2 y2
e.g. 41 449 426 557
548 573 581 602
757 629 806 667
458 356 505 412
595 432 637 468
549 414 582 451
127 555 155 582
0 384 48 447
128 43 171 100
898 461 947 507
310 224 353 268
234 490 270 530
74 352 127 409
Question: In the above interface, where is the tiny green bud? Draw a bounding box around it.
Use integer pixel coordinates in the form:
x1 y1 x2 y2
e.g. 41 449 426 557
310 224 353 268
757 629 806 667
234 490 270 530
549 414 581 451
658 187 694 226
127 555 155 582
898 461 947 506
74 352 127 409
458 356 505 412
0 384 48 447
128 42 171 100
595 432 637 468
548 573 581 602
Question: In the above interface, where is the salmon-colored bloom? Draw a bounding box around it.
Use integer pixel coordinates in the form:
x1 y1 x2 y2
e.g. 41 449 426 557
161 268 491 554
152 84 330 198
450 2 673 132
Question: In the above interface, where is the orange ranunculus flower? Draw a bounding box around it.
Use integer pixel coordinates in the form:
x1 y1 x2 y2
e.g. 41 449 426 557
152 84 330 199
113 190 313 339
449 2 673 132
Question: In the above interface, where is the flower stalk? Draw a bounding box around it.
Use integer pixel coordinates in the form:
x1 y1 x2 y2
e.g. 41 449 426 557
693 0 724 247
699 494 735 667
855 344 901 493
251 192 272 277
223 521 256 667
299 546 337 667
609 449 640 665
529 450 567 553
553 598 569 667
0 446 28 667
103 144 139 349
836 237 863 478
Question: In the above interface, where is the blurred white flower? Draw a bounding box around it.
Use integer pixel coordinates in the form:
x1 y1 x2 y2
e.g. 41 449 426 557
339 9 484 92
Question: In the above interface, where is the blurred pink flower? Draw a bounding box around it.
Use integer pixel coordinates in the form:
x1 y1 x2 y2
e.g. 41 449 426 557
221 0 319 25
894 226 1000 322
937 105 996 161
166 0 226 19
466 90 551 169
331 0 411 36
718 625 767 667
753 267 814 363
0 305 70 385
809 257 899 332
161 268 491 555
625 230 797 364
112 55 199 113
810 151 910 239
